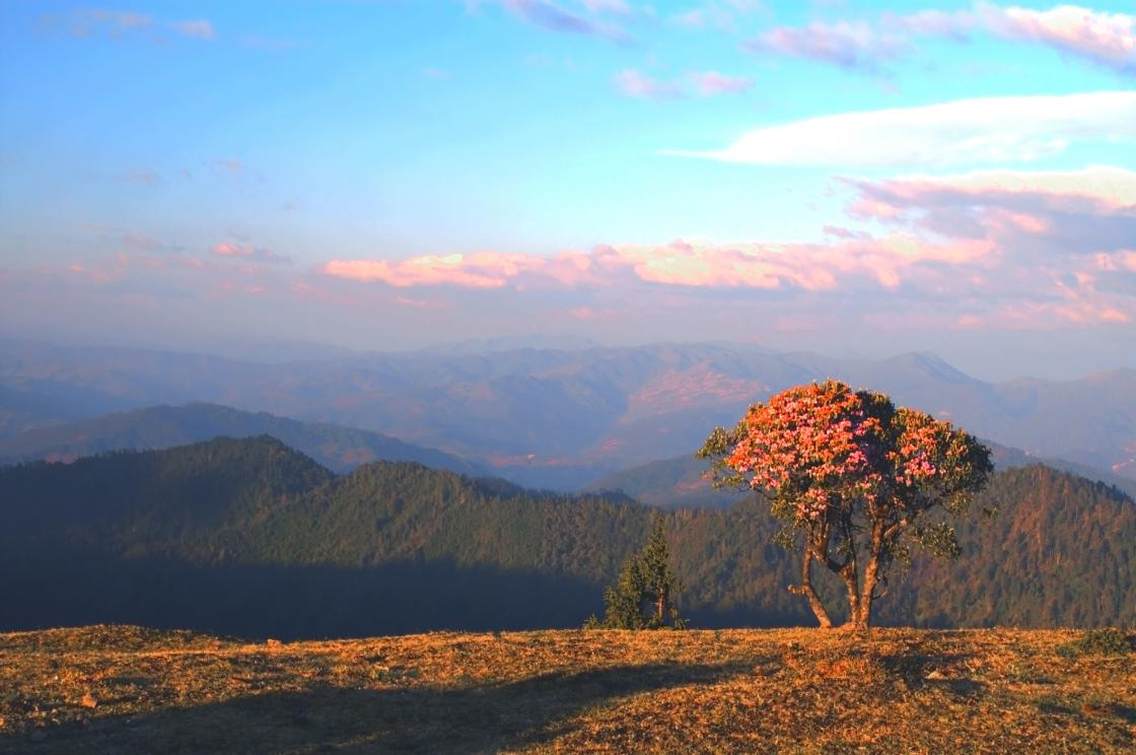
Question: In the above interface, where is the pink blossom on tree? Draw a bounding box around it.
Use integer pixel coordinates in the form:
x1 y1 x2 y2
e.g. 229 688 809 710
700 380 992 629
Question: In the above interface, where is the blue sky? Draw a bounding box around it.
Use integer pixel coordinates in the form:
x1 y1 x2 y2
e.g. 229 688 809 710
1 1 1134 378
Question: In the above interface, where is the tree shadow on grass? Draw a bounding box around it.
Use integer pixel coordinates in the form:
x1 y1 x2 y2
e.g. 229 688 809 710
4 660 760 754
877 651 984 696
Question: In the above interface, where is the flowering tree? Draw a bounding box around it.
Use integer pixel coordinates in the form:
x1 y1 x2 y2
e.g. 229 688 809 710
698 380 992 630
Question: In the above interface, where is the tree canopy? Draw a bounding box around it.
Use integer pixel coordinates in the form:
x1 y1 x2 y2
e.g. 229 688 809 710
700 380 993 629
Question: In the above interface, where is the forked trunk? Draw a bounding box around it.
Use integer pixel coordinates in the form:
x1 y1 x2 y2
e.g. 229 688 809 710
793 547 833 629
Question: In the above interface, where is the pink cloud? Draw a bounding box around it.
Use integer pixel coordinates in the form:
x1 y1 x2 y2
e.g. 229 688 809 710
980 4 1135 73
324 254 521 288
888 9 972 38
847 167 1136 212
992 299 1132 327
212 242 291 264
755 4 1135 74
688 70 754 95
955 313 985 329
747 21 904 72
614 69 683 99
67 262 117 285
843 168 1136 265
610 240 830 289
616 69 755 100
1095 250 1136 272
500 0 627 41
312 165 1135 336
322 233 996 295
568 305 598 320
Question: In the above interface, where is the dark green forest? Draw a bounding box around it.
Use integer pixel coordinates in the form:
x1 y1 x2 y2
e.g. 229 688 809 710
1 436 1132 639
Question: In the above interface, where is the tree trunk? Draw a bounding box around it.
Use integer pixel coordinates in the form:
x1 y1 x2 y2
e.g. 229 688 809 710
792 546 833 628
837 561 860 630
655 585 668 626
828 520 860 630
856 521 885 629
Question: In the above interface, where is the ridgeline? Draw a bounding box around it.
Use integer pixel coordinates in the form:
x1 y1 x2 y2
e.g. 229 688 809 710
1 436 1133 638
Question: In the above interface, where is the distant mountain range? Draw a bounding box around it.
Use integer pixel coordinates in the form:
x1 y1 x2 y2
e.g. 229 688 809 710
2 437 1132 638
0 403 486 476
12 400 1129 503
588 441 1136 508
3 339 1133 489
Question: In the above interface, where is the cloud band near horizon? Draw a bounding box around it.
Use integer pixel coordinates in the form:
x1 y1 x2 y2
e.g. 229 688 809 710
319 165 1135 326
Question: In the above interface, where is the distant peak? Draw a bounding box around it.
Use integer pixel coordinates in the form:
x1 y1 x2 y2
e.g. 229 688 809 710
885 352 973 382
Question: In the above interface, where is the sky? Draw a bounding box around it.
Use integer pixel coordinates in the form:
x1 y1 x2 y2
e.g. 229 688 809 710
0 0 1134 380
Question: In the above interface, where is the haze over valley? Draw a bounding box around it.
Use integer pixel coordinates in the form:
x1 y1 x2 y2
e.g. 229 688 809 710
3 339 1133 492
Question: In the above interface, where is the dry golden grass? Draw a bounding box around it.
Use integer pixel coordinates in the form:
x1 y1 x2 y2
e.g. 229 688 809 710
1 625 1133 753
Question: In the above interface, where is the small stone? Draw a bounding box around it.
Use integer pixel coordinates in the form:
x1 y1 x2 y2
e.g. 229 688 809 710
80 693 98 709
925 669 946 680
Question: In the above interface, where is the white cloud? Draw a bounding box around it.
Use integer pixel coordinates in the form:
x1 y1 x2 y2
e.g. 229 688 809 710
667 91 1136 167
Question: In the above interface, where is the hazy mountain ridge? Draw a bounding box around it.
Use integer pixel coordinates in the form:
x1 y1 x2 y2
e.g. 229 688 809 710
0 402 487 477
2 437 1132 638
2 340 1133 489
589 440 1136 509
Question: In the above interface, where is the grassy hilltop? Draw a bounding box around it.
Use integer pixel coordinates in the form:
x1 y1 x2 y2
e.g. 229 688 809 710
1 626 1133 753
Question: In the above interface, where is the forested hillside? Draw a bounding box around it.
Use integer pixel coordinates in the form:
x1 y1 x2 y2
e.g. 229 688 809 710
1 438 1132 638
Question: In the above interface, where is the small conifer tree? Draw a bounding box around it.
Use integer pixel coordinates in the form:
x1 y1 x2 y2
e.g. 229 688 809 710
586 518 685 629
